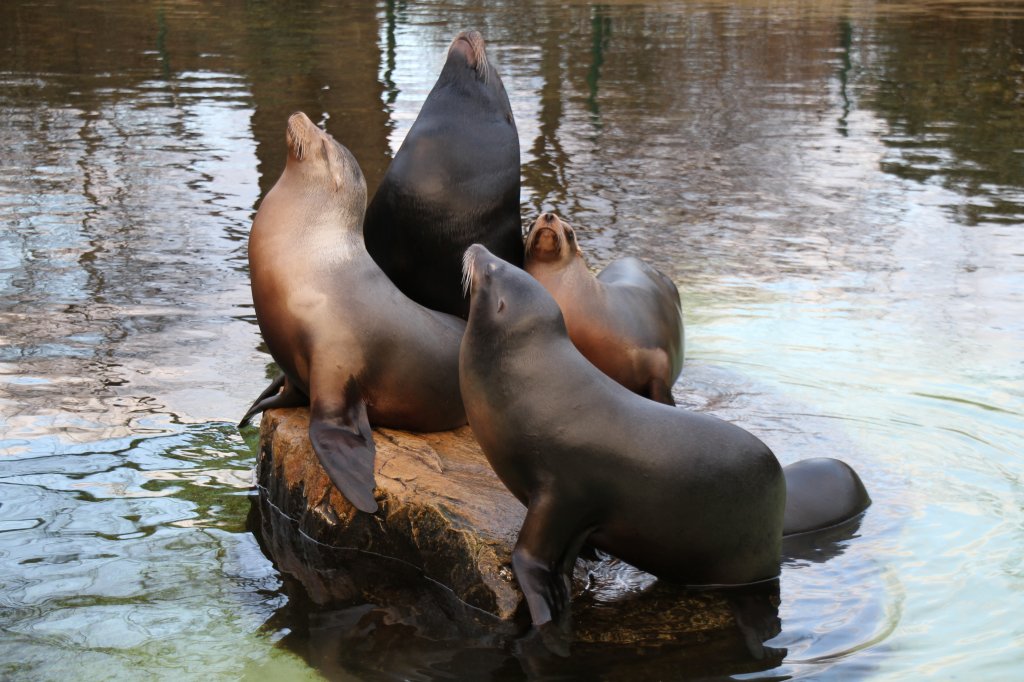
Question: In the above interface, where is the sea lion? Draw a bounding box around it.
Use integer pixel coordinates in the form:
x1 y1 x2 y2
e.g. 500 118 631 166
459 244 870 646
245 111 466 513
523 212 684 405
363 29 523 319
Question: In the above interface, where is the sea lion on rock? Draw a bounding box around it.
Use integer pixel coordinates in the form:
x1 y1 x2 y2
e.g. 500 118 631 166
459 244 870 648
524 212 684 405
245 112 466 513
364 30 523 319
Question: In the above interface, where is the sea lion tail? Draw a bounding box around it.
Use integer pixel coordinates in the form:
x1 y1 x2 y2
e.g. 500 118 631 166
781 457 871 537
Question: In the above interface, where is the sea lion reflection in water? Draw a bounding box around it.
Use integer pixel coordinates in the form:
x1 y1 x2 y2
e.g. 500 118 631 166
459 244 870 651
241 112 466 513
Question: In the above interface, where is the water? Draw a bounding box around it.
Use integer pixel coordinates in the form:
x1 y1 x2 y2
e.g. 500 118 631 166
1 0 1022 678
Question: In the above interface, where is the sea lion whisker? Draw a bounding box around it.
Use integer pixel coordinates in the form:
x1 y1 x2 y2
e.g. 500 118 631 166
448 30 490 83
461 248 477 297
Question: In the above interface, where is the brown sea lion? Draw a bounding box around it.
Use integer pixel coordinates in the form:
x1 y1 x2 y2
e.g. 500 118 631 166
244 112 466 513
459 244 870 649
363 30 523 319
523 212 684 405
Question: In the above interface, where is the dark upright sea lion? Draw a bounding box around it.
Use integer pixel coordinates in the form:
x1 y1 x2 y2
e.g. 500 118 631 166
459 244 870 644
363 30 523 319
245 112 466 513
523 212 684 405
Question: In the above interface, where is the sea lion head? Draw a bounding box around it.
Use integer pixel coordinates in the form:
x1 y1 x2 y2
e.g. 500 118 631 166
284 111 367 218
436 30 515 126
445 29 494 84
463 243 565 339
524 212 582 266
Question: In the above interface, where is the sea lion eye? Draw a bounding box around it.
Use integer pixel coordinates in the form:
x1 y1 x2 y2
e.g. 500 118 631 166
565 230 574 242
497 298 506 313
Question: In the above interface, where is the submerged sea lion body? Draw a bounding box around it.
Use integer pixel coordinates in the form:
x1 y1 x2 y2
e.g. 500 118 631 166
364 30 523 318
524 213 684 405
245 112 466 513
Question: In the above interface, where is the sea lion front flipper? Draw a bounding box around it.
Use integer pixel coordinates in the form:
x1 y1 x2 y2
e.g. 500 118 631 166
511 494 593 656
308 377 379 514
646 377 676 406
238 375 308 427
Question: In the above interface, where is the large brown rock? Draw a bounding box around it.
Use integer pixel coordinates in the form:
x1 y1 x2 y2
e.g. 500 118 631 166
251 407 773 658
254 407 525 619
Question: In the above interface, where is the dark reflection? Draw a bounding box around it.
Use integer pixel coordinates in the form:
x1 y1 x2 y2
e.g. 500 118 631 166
382 0 406 107
836 18 852 136
857 14 1024 223
521 13 571 213
782 512 867 566
251 491 786 680
241 1 391 196
585 6 612 125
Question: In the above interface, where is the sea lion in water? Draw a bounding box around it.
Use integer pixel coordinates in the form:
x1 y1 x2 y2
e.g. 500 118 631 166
459 244 870 644
524 212 684 405
244 112 466 513
363 30 523 319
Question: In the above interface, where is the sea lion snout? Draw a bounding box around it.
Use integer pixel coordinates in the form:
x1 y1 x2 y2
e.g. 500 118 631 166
286 111 319 160
531 227 560 258
448 30 489 79
450 35 477 65
525 212 575 262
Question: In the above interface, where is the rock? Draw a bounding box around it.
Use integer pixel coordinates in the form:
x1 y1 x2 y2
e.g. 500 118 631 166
250 407 767 656
253 407 524 619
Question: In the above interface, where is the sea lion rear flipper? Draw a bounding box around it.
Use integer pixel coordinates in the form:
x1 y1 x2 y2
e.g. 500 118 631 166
511 495 593 656
308 377 379 514
238 375 308 427
239 374 285 427
782 457 870 536
646 378 676 406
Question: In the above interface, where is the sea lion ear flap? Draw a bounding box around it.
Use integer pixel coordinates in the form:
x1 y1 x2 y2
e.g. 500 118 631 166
565 223 584 256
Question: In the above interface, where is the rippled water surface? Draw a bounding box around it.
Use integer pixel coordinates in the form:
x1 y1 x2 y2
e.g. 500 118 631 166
2 1 1023 679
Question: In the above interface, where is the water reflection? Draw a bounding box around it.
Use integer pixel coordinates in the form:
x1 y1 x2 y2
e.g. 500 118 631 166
858 13 1024 224
1 0 1023 679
